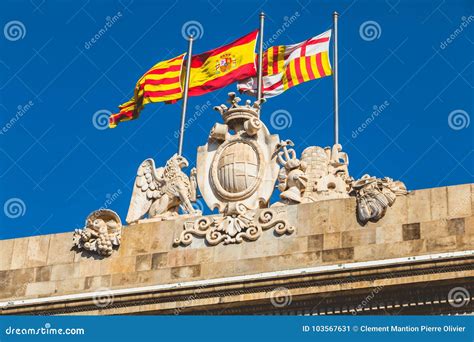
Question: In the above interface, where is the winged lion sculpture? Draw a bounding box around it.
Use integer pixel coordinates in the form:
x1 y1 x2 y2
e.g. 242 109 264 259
126 154 201 224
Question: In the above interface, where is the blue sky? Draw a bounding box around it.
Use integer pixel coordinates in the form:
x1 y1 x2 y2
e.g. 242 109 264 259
0 0 472 239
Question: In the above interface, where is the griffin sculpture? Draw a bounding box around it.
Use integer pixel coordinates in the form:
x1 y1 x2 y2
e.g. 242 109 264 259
126 154 201 224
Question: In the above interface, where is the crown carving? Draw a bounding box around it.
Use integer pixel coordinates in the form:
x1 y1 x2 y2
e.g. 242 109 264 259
213 92 265 124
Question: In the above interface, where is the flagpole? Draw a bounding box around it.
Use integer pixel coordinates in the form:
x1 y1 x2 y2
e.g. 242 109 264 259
332 11 339 145
178 34 193 156
257 12 265 102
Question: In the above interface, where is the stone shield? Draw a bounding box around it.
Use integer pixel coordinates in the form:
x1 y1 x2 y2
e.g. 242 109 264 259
196 123 280 213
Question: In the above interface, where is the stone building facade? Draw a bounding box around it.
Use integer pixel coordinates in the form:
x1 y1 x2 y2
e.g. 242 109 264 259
0 184 473 315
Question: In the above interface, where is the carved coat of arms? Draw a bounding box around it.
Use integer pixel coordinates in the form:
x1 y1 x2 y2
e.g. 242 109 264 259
196 93 279 213
174 93 295 246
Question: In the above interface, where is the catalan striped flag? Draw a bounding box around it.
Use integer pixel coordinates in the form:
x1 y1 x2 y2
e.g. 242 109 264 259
109 53 185 128
238 30 332 98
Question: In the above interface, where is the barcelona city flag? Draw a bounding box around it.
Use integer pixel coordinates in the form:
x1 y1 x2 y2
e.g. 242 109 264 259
109 53 186 128
238 30 332 98
188 30 258 96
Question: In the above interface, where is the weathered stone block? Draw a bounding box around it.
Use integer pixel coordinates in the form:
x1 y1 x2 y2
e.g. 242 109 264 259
25 235 51 268
118 224 152 257
25 281 57 297
324 232 341 249
135 254 152 272
111 272 139 287
0 239 14 271
426 236 457 251
277 236 307 255
430 187 448 220
170 265 201 279
151 252 168 269
402 223 420 241
47 233 75 265
108 256 136 274
56 278 85 294
307 234 324 251
447 218 465 235
327 199 348 233
375 225 403 244
50 263 79 281
296 202 329 236
34 265 51 282
10 238 29 269
420 220 448 239
78 260 104 278
84 275 111 290
447 184 471 218
322 248 354 263
378 195 408 226
136 269 170 285
341 229 376 247
407 190 431 224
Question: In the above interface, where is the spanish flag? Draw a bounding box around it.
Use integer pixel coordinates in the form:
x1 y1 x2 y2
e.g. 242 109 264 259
109 53 185 128
188 30 258 96
238 30 332 98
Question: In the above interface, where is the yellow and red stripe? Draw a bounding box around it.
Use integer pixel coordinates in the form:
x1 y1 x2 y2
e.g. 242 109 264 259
109 53 185 128
237 30 332 98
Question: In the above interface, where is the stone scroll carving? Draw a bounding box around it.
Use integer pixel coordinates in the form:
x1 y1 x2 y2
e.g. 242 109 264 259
174 207 295 246
73 209 122 256
126 154 201 224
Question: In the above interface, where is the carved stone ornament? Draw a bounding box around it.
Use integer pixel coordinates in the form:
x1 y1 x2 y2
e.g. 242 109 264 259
174 206 295 246
126 153 201 224
272 141 408 224
184 92 284 244
350 175 408 224
196 93 280 212
73 209 122 256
